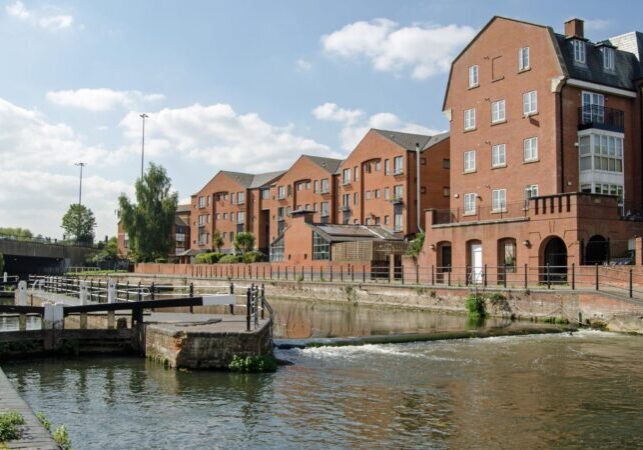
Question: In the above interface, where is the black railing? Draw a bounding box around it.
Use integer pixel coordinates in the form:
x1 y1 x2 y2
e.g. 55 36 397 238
578 105 624 133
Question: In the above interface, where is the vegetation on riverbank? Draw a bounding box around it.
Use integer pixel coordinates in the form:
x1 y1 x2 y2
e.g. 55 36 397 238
37 412 71 449
229 355 277 373
0 411 24 443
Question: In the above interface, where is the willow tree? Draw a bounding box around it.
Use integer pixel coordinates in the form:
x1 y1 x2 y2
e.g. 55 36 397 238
118 163 178 262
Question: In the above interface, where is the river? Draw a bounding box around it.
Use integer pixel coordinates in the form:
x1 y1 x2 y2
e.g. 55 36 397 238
2 299 643 449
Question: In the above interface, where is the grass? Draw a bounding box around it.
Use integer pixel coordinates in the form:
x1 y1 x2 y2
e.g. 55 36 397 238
0 411 25 442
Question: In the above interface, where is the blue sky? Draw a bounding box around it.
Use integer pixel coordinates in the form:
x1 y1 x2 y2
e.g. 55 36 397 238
0 0 640 239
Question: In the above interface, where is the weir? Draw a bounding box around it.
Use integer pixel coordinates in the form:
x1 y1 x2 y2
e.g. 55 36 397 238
0 276 274 369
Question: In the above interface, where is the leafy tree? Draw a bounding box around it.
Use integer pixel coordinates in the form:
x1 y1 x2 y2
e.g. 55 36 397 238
90 237 118 264
406 232 425 257
233 232 255 255
0 227 33 240
118 163 178 262
61 204 96 244
212 230 224 252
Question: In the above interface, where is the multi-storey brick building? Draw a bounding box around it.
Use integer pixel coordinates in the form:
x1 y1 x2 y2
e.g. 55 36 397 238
418 16 643 283
335 129 450 237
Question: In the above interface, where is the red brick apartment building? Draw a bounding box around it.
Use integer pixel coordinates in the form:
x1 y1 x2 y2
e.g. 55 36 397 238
417 17 643 283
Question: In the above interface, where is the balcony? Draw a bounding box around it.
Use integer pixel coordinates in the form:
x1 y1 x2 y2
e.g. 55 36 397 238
390 196 404 205
578 105 624 133
340 205 351 212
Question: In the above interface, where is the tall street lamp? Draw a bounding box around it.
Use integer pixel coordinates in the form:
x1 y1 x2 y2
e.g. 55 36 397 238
139 113 149 179
75 162 86 243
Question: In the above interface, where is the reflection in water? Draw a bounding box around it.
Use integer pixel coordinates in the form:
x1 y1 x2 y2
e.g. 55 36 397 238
4 331 643 449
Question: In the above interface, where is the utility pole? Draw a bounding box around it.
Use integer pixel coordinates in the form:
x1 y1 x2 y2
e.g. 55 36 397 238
75 162 86 243
139 113 149 179
416 142 423 233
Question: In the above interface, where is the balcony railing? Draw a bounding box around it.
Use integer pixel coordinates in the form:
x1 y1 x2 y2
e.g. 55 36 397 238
578 105 624 133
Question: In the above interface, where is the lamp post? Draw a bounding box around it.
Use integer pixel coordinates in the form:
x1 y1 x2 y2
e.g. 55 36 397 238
139 113 149 179
75 162 85 243
416 142 423 233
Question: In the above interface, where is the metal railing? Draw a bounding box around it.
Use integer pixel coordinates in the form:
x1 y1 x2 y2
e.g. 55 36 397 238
578 105 625 132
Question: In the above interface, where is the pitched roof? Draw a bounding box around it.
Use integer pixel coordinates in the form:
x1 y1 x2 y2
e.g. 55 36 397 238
554 33 642 90
249 171 286 189
372 129 449 152
176 204 191 213
310 223 403 243
302 155 344 173
220 171 255 188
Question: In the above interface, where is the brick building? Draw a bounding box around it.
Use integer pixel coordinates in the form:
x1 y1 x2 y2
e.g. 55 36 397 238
417 16 643 283
335 129 450 236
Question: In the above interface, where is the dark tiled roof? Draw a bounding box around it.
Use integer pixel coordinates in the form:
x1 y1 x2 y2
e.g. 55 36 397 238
250 171 286 189
303 155 344 173
311 223 403 243
176 204 191 213
372 129 449 152
220 171 255 188
554 34 642 90
422 131 450 150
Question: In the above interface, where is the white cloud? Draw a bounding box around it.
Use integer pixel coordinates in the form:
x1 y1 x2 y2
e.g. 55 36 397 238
6 1 74 31
313 102 438 150
296 59 312 71
322 18 475 79
312 102 363 125
46 88 165 112
118 103 337 173
584 18 613 32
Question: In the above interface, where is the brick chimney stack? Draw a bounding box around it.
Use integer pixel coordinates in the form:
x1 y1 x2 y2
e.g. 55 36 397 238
565 18 584 39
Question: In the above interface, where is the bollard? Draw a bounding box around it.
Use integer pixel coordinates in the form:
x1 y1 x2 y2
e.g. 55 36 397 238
79 282 88 305
107 278 117 304
138 281 142 302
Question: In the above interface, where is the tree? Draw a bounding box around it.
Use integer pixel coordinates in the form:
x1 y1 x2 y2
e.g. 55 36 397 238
212 230 224 252
234 232 255 255
118 163 178 262
90 237 118 264
61 204 96 244
0 227 33 240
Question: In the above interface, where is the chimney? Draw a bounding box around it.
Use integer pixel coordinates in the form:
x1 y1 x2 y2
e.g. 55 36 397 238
565 18 584 39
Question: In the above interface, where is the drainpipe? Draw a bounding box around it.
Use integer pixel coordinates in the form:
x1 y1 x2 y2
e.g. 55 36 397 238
416 143 423 233
558 81 566 193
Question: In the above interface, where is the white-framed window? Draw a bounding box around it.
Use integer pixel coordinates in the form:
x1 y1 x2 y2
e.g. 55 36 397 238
464 108 476 130
354 166 359 181
342 168 351 185
393 156 404 175
277 186 286 199
375 161 381 171
519 47 530 71
523 137 538 162
523 90 537 115
464 193 477 215
491 99 506 123
198 196 206 208
365 190 371 200
524 184 539 208
393 185 403 199
394 213 403 232
492 189 507 212
384 159 390 175
464 150 476 172
374 189 381 199
353 192 358 205
492 144 506 167
602 46 615 71
580 133 623 173
573 39 586 64
581 91 605 124
237 192 245 204
237 212 245 224
468 65 479 88
230 193 236 204
320 202 330 217
320 178 329 193
342 193 350 207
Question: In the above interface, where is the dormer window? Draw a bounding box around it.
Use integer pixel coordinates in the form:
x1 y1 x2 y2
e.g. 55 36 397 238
468 65 479 88
573 39 586 64
602 46 615 71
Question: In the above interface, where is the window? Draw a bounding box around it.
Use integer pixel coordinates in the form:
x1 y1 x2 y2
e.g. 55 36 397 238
198 215 207 226
365 190 371 200
492 189 507 212
223 213 227 220
394 213 403 232
277 186 286 199
468 65 479 88
230 193 236 204
593 183 624 205
393 156 404 175
464 193 477 214
320 202 330 217
320 178 329 193
464 150 476 172
443 187 450 197
523 137 538 162
313 180 319 193
524 184 538 208
581 91 605 123
492 144 506 167
312 232 330 260
260 189 270 200
573 39 586 64
464 108 476 130
237 192 245 204
393 185 403 199
384 215 389 225
353 192 358 205
277 207 285 220
443 159 450 169
523 90 537 115
375 161 381 171
580 133 623 173
354 167 359 181
237 212 245 224
342 168 351 185
306 181 311 190
384 159 390 174
602 46 615 71
519 47 530 71
384 187 390 199
491 100 506 123
270 236 284 262
198 196 206 208
342 193 350 207
297 183 304 192
374 189 381 199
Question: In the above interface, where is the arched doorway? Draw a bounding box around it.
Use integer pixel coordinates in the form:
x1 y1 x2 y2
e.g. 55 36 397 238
585 235 609 265
542 236 567 283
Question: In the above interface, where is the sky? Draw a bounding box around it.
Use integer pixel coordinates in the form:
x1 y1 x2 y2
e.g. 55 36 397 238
1 0 641 240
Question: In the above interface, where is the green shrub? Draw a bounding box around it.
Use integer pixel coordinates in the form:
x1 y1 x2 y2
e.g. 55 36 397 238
219 254 242 264
53 425 72 450
242 251 265 263
36 412 51 431
229 355 278 373
154 257 168 263
195 252 223 264
0 411 25 442
465 294 487 320
406 232 425 257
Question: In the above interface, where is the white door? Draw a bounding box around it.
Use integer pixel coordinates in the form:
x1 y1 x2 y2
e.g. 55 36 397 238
470 244 483 284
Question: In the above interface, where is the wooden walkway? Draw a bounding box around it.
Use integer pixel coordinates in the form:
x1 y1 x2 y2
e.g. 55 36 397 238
0 368 58 449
